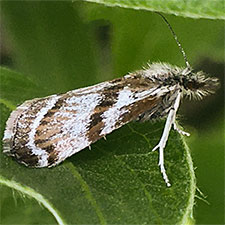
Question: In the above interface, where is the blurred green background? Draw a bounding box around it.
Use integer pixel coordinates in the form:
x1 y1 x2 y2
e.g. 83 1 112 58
0 1 224 224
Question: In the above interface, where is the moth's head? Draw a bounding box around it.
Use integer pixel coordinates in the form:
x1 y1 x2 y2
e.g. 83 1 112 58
181 69 220 99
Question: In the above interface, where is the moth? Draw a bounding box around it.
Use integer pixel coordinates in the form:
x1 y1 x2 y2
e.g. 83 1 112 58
2 14 219 187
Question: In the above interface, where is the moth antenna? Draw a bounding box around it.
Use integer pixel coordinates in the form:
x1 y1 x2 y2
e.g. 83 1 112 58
156 12 190 69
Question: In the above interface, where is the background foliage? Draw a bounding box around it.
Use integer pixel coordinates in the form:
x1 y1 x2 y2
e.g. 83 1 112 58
0 1 224 224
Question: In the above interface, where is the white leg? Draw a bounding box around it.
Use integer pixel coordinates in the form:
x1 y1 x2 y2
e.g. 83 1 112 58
173 122 190 136
152 92 181 187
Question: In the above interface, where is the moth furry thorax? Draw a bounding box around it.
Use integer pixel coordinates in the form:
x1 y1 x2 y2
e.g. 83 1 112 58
141 63 219 99
3 62 219 187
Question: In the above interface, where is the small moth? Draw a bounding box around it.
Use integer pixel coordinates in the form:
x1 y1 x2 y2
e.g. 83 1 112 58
3 13 219 187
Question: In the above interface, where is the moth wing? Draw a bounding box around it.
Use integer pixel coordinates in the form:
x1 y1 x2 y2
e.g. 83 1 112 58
3 81 113 167
3 74 177 167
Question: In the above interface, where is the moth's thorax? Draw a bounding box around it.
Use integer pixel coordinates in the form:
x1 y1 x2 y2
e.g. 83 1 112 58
140 63 219 99
142 62 183 78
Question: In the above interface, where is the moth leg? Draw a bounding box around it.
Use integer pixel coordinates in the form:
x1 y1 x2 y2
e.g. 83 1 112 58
152 91 181 187
103 136 107 140
89 145 92 150
173 122 190 136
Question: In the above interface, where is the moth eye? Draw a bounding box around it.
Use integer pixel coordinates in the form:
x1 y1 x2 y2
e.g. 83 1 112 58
186 81 193 89
186 79 201 90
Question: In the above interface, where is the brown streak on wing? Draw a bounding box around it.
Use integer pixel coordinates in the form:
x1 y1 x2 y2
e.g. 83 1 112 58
117 96 162 126
48 151 59 166
35 137 62 151
34 95 77 148
87 121 105 143
86 87 121 142
87 97 161 144
13 146 39 167
87 109 110 143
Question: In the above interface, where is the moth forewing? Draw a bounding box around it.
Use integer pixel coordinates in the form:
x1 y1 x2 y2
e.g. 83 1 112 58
3 70 173 167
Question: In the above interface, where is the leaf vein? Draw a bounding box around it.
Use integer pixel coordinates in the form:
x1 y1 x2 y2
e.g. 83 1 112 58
65 162 107 225
0 175 66 225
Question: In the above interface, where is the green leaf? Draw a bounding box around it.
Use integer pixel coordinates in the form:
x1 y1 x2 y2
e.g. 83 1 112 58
0 67 196 224
0 182 60 224
187 118 224 224
1 1 222 224
82 0 225 20
0 67 48 109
